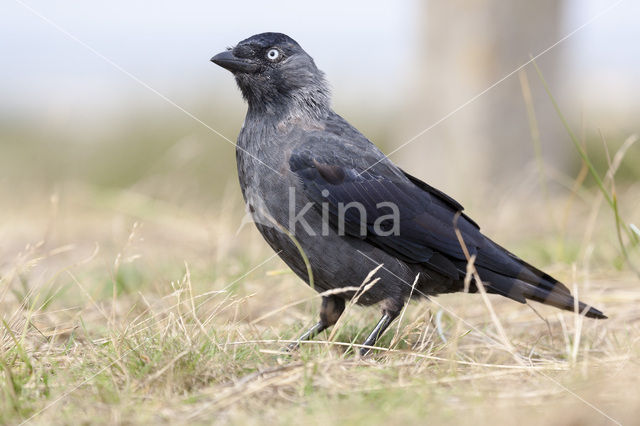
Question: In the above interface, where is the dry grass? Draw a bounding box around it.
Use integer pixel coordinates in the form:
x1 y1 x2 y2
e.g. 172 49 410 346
1 172 639 425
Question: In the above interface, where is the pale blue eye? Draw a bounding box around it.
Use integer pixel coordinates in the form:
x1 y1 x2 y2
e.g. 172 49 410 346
266 48 280 61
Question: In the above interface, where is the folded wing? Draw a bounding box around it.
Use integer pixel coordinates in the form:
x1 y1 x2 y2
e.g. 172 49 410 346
288 132 606 319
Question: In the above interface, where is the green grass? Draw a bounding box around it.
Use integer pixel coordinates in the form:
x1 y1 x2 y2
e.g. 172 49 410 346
0 175 639 425
1 85 639 424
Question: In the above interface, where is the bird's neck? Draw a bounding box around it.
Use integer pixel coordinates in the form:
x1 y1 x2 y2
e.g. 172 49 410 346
246 85 331 123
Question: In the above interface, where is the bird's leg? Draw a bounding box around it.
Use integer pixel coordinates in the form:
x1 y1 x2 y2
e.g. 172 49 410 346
288 295 345 351
360 310 400 356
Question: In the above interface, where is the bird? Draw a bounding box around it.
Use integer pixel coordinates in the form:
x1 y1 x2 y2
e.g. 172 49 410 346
211 32 606 355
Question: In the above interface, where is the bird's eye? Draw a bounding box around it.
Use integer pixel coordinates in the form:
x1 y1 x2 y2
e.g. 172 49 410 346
266 48 280 61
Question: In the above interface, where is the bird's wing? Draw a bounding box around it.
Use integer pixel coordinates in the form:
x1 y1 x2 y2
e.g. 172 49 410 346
288 131 589 311
287 130 606 318
289 134 483 280
400 168 480 229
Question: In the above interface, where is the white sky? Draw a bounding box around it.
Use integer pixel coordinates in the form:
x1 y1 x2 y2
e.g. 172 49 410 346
1 0 638 115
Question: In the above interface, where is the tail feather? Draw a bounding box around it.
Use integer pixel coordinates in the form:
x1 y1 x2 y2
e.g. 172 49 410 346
475 266 607 319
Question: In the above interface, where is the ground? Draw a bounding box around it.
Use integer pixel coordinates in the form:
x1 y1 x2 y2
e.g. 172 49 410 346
0 175 638 425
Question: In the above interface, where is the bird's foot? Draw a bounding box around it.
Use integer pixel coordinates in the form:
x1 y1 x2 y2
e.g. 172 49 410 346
359 313 395 357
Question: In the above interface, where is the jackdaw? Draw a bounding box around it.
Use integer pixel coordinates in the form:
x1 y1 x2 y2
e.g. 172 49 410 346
211 32 606 355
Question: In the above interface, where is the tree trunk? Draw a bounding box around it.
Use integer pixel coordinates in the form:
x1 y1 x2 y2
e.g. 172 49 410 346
395 0 566 200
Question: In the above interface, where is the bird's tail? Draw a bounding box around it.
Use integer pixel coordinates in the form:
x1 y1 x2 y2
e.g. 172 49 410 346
474 265 607 319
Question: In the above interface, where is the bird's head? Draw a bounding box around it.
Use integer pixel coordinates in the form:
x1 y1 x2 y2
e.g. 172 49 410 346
211 33 330 118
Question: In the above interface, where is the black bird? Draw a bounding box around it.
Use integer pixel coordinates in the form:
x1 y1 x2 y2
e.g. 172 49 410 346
211 33 606 355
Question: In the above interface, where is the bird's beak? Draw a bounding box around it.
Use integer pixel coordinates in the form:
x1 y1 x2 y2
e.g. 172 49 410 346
210 50 259 73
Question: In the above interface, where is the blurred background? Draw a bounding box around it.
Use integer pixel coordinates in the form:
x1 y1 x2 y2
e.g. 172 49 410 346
2 0 640 262
1 2 640 423
2 0 639 198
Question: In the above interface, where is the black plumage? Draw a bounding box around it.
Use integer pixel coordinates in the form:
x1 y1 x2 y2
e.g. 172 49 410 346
211 32 606 354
